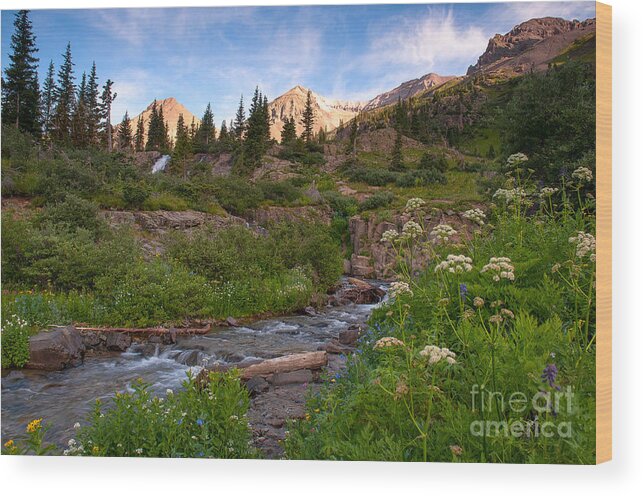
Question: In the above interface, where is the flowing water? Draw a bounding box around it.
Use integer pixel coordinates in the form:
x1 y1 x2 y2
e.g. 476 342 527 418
151 154 171 173
1 286 386 446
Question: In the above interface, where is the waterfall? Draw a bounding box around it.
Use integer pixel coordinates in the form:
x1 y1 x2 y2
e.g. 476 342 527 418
151 155 171 173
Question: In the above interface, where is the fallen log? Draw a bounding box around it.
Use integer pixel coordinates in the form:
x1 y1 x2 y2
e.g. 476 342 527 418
239 351 328 380
48 325 212 335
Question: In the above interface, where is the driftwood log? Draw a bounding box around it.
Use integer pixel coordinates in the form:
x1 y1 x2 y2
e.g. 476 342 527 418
49 325 212 335
239 351 328 380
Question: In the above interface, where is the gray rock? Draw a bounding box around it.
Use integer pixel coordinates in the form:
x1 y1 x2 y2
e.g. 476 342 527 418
302 306 316 316
339 328 360 345
246 376 270 396
226 317 240 327
105 332 132 351
27 327 85 371
268 369 313 386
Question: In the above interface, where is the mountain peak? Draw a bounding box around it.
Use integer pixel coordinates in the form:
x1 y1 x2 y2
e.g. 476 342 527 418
363 72 455 112
126 97 201 141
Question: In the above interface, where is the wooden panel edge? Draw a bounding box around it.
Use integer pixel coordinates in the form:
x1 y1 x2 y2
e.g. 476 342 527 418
595 1 612 464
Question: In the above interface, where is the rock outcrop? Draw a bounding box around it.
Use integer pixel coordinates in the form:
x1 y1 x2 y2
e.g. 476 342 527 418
26 327 85 371
248 205 332 226
101 209 245 235
363 73 455 111
467 17 596 77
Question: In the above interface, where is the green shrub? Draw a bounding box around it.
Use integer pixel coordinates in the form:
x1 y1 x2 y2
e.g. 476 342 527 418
70 372 256 458
37 194 105 237
322 191 358 218
1 314 31 368
358 191 395 211
143 192 189 211
345 167 397 186
123 182 150 209
209 177 264 215
257 180 302 204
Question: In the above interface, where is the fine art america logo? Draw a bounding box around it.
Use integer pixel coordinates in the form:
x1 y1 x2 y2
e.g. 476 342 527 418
470 384 575 438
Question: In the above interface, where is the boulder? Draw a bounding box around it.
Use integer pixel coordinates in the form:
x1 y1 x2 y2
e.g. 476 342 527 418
26 327 85 371
246 376 270 396
334 278 385 305
339 327 361 345
226 316 240 327
105 332 132 351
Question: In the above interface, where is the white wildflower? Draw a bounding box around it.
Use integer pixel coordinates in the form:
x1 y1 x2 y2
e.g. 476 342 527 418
405 197 426 212
73 422 80 429
135 448 143 455
481 257 515 282
434 254 473 274
506 153 529 168
401 220 423 239
431 224 457 243
539 187 559 199
381 229 399 243
493 188 527 205
419 345 457 365
572 166 593 183
389 281 413 299
462 208 486 226
373 337 405 350
569 231 596 261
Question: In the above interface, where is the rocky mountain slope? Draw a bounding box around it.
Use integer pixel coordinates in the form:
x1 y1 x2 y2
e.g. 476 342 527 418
126 97 201 142
267 85 363 140
467 16 596 76
363 73 456 111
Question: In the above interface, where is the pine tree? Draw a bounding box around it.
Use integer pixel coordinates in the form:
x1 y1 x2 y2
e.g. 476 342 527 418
172 113 191 176
52 42 76 144
196 102 215 151
280 116 296 146
157 105 170 152
100 78 116 152
71 72 88 147
232 95 246 141
117 111 132 150
347 118 358 157
145 100 160 151
300 90 315 145
244 87 270 168
134 115 145 152
262 95 271 142
2 10 40 134
219 119 229 142
390 128 405 172
40 60 56 137
85 62 101 146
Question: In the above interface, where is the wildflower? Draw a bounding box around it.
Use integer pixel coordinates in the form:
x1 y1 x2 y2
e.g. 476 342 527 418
459 283 468 301
4 439 15 449
462 208 486 226
26 418 42 433
450 445 463 457
571 166 593 183
92 446 100 455
419 345 456 365
481 257 515 282
196 418 204 426
305 413 311 421
373 337 405 350
314 408 320 414
401 220 423 239
551 263 561 273
500 308 515 319
541 363 560 390
434 254 473 274
569 231 596 261
473 296 484 308
431 224 457 243
539 187 559 199
73 422 81 429
462 309 475 320
489 314 504 325
395 380 409 399
506 153 529 167
405 197 426 212
389 281 413 299
135 448 143 455
492 188 527 205
438 297 450 307
381 229 399 243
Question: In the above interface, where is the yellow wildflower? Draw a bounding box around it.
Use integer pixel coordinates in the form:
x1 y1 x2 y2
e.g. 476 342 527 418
4 439 14 448
26 418 43 433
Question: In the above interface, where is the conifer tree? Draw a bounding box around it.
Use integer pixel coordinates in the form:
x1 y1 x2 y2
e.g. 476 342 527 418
172 113 191 176
134 115 145 152
244 87 270 168
262 95 271 142
300 90 315 145
40 60 56 137
52 42 76 144
100 78 116 152
232 95 246 141
118 111 132 150
390 128 405 172
219 120 229 142
158 105 170 152
2 10 40 134
347 118 358 157
280 116 296 146
145 100 160 151
71 72 88 147
85 62 101 145
196 102 215 151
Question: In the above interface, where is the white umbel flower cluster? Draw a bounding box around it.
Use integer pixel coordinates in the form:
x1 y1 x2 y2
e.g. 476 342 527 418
389 281 413 298
539 187 559 198
430 224 457 243
492 188 527 204
572 166 593 183
481 257 515 282
405 197 426 212
434 254 473 274
373 337 405 350
381 229 399 243
401 220 423 239
419 345 457 365
569 231 596 261
462 208 486 226
506 153 529 167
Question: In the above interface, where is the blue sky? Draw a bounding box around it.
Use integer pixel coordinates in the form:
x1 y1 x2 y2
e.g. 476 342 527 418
2 2 596 124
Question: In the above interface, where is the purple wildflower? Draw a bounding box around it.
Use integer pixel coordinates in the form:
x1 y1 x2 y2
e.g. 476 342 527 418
459 283 468 301
541 363 560 390
196 418 204 426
